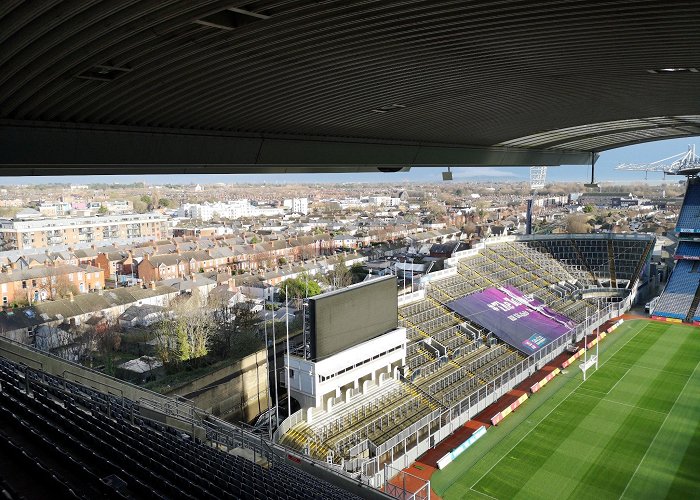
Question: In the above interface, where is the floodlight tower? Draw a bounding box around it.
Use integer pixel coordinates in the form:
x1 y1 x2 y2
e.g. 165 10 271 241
616 144 700 178
526 166 547 235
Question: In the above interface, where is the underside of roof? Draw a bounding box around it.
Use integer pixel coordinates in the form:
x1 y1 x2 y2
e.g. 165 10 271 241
1 0 699 175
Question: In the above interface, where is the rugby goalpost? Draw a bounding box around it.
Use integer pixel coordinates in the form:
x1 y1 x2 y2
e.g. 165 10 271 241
581 302 600 381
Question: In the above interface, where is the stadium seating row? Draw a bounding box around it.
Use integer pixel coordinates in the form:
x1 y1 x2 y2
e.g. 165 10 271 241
653 259 700 320
0 358 358 500
676 179 700 232
675 240 700 259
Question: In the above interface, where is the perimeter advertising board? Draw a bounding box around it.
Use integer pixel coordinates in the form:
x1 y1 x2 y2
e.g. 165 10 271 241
447 286 574 354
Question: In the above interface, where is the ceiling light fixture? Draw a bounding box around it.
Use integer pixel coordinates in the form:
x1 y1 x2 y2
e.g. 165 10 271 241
76 64 131 81
370 103 406 113
195 7 270 31
646 68 698 74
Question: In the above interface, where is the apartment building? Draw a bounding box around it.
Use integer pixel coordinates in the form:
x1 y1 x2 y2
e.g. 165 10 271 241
0 213 169 250
0 264 105 306
283 197 309 215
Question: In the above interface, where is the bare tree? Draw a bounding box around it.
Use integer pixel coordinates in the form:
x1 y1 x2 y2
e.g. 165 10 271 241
210 298 260 358
153 291 216 364
325 257 352 289
566 214 592 234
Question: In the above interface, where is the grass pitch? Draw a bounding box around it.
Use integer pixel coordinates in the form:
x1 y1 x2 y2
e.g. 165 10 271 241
431 320 700 500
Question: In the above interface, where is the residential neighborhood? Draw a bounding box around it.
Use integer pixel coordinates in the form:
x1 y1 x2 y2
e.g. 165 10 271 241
0 179 682 402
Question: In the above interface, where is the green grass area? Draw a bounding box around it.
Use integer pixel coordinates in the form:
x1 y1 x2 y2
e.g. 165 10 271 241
432 320 700 500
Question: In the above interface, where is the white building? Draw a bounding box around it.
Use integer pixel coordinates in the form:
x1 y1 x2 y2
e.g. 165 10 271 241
368 196 401 207
283 198 309 215
178 200 253 221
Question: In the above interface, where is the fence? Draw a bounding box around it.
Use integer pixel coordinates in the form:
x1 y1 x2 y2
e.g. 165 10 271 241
383 465 431 500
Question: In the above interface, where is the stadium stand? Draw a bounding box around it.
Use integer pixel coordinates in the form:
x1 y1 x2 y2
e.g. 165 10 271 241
654 178 700 322
526 236 653 288
674 240 700 260
0 357 360 500
676 178 700 233
279 234 652 485
652 260 700 320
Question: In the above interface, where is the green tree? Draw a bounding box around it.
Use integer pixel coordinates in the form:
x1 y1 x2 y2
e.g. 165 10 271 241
279 275 322 305
158 198 171 208
97 205 109 215
583 204 595 213
175 322 191 361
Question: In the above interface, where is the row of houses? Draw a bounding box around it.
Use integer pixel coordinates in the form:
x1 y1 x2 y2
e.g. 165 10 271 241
0 284 180 346
0 264 105 307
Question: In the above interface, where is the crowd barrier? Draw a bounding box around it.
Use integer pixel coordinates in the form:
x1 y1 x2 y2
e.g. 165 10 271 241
585 331 608 349
651 315 683 323
490 393 528 426
436 426 487 470
529 368 560 394
561 348 585 369
564 318 624 367
607 319 624 332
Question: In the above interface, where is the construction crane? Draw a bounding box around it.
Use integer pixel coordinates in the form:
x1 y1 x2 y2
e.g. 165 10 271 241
616 144 700 177
526 166 547 234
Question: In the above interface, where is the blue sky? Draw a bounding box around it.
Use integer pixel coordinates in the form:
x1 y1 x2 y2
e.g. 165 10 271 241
1 137 696 185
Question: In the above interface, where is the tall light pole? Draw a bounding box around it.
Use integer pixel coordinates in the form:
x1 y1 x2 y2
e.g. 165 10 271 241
285 285 292 419
272 297 279 431
403 260 406 295
304 273 309 359
263 299 272 441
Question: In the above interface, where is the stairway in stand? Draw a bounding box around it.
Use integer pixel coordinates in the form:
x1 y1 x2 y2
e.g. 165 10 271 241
607 240 617 288
684 281 700 323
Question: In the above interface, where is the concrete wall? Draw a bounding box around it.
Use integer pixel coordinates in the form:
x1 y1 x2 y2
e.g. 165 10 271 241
0 336 204 437
168 350 270 423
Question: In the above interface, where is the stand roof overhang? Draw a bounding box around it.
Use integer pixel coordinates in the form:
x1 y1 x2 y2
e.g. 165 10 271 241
1 0 699 175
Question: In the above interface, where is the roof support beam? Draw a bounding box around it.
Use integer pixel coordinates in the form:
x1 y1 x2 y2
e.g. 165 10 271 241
0 121 592 176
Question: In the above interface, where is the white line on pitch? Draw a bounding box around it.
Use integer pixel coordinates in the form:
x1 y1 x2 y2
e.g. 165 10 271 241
573 391 668 416
606 360 690 377
618 359 700 500
469 486 499 500
468 322 650 492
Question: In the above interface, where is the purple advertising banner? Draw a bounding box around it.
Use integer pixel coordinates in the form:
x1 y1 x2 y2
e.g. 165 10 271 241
447 287 575 354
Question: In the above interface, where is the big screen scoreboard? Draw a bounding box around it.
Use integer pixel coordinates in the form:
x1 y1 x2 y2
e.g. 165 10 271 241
309 275 398 361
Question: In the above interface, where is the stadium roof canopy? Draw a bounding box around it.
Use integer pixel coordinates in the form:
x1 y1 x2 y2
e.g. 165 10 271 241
1 0 699 176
